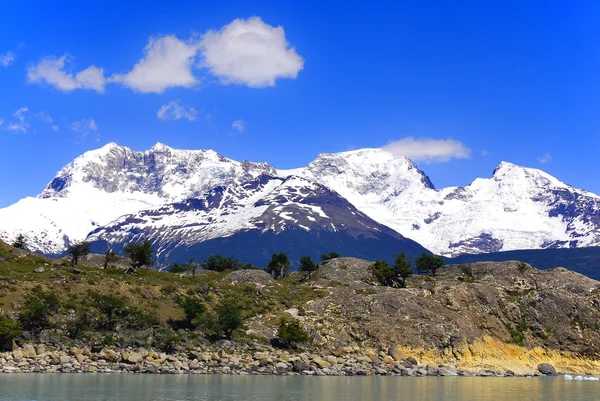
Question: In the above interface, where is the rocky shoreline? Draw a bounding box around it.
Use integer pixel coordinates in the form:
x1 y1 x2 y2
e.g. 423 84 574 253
1 343 563 377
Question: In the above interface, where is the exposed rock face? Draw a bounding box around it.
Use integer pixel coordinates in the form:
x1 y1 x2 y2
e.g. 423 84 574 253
299 258 600 368
538 363 557 375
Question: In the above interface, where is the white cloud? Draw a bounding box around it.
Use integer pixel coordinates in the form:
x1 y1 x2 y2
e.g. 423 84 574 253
382 137 471 163
200 17 304 87
27 55 106 93
69 119 98 135
538 153 552 164
1 107 54 134
111 35 200 93
157 100 198 121
52 125 59 132
232 120 246 132
0 52 16 67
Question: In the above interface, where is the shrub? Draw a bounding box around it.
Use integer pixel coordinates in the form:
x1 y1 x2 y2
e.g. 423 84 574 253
370 260 395 286
18 286 60 333
11 234 27 250
153 328 183 353
517 262 530 273
67 241 91 267
320 252 341 262
125 307 158 330
416 253 445 276
266 252 290 279
0 315 22 344
123 239 154 271
201 254 256 272
277 316 310 347
197 302 243 340
174 295 205 328
298 256 318 278
88 291 127 330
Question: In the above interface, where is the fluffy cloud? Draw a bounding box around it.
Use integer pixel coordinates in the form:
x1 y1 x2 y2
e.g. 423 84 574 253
382 137 471 163
0 52 16 67
28 17 304 94
27 55 106 93
537 153 552 164
111 35 200 93
200 17 304 87
232 120 246 132
157 100 198 121
69 119 98 135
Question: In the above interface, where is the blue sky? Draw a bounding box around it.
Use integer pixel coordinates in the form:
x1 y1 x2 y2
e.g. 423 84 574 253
1 1 600 207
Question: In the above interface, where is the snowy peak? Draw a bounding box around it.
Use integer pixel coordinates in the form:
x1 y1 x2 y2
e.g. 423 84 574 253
38 143 277 201
491 161 566 190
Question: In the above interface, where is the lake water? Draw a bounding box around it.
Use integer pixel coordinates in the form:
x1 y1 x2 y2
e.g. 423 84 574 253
0 375 598 400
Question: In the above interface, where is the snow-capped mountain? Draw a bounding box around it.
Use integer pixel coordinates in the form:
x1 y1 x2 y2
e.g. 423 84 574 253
293 149 600 256
0 142 274 254
86 174 428 265
1 142 599 259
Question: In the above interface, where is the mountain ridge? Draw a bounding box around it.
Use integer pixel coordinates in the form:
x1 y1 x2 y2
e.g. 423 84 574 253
1 142 599 259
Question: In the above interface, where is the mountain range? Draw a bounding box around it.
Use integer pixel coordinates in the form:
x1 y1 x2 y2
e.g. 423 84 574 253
1 142 599 266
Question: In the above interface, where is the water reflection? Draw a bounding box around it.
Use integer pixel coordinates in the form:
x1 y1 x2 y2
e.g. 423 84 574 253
0 374 598 401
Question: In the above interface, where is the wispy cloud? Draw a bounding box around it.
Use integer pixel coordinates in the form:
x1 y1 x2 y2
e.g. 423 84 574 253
69 119 98 135
232 120 246 132
27 55 106 93
0 51 16 67
382 137 471 163
157 100 198 121
28 17 303 94
1 107 53 134
537 153 552 164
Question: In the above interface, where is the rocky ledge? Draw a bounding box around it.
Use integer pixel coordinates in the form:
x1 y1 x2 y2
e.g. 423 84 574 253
1 343 560 377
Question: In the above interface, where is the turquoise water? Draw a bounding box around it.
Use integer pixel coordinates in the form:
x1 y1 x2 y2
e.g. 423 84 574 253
0 375 598 400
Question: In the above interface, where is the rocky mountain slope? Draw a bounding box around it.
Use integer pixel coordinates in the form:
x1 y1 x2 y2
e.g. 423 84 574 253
2 244 600 375
1 142 599 259
86 174 428 265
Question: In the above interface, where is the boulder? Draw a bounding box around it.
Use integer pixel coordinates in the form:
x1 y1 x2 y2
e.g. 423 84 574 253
127 353 144 364
538 363 557 375
59 355 71 364
275 362 288 374
36 344 46 355
313 359 331 369
22 344 36 358
388 345 406 361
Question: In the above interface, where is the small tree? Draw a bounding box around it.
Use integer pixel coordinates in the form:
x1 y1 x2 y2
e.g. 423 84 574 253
320 252 341 262
103 248 117 269
0 315 22 345
123 238 153 272
266 252 290 279
416 253 445 276
393 252 413 288
277 316 310 348
298 256 318 278
67 241 91 267
18 286 60 334
370 260 396 286
175 295 205 328
88 291 127 330
199 302 244 340
11 234 27 250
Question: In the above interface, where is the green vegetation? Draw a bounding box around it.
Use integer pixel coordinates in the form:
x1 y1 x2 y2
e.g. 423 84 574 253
517 262 530 273
197 302 244 340
123 238 154 271
277 316 310 348
266 252 290 279
394 252 413 288
103 248 117 269
416 253 445 276
174 295 205 328
320 252 341 261
298 256 318 278
18 286 60 334
67 241 91 267
0 315 21 345
201 254 257 272
11 234 27 250
370 252 414 288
